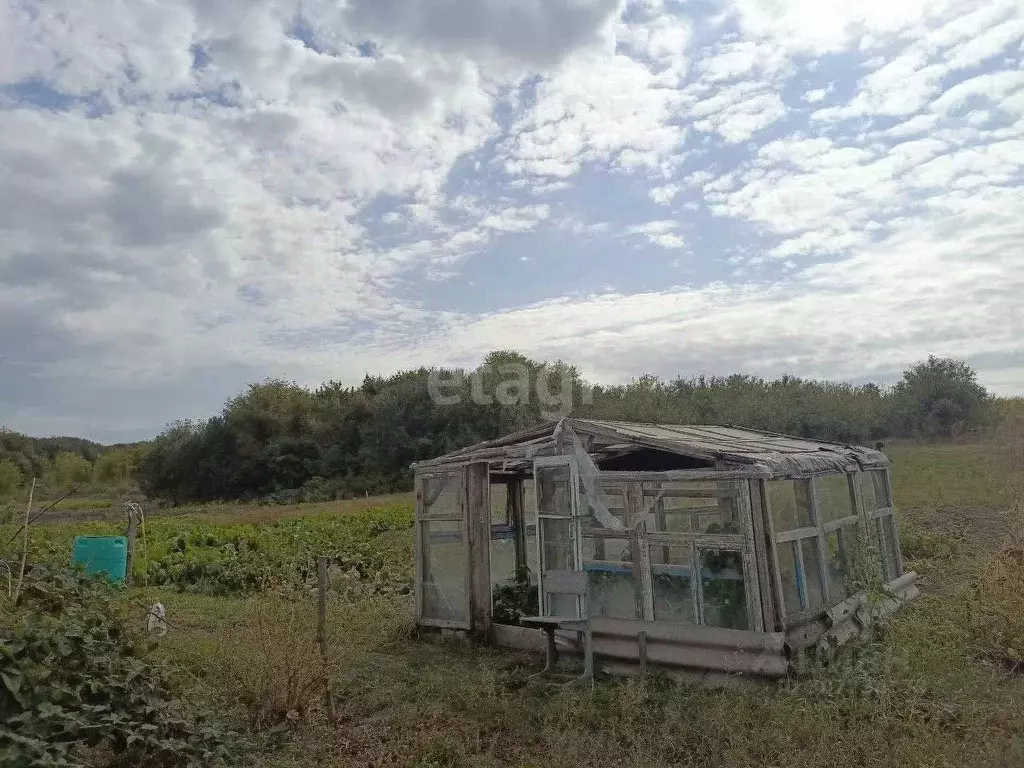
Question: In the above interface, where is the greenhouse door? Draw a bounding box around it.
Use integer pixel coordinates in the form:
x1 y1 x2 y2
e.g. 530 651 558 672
533 457 583 617
416 469 471 628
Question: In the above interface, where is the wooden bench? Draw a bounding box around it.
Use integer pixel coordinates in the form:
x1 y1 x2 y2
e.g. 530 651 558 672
521 570 593 684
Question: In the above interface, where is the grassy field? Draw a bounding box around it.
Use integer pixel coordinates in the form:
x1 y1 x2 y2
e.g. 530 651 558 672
6 435 1024 768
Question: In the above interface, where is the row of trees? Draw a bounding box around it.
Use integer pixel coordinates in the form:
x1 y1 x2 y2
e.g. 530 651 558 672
136 353 993 504
0 430 144 497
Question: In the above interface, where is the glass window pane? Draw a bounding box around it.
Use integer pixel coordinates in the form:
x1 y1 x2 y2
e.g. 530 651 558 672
880 515 901 580
541 517 573 571
644 481 743 535
583 536 636 619
581 483 626 531
488 482 518 589
824 530 856 601
490 532 517 589
546 592 579 618
421 520 466 622
542 515 578 617
776 540 803 616
857 470 889 512
800 538 825 611
768 480 813 531
863 520 888 586
816 475 854 524
537 465 572 516
524 479 538 583
490 482 508 524
699 548 749 630
422 472 461 517
651 544 695 624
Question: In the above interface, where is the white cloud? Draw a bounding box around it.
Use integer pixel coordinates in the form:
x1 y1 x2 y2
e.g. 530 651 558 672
650 232 686 249
480 204 551 232
649 184 682 204
625 219 685 247
3 0 1024 440
688 83 788 143
394 209 1024 385
627 220 678 236
803 85 832 104
500 50 689 178
930 70 1024 114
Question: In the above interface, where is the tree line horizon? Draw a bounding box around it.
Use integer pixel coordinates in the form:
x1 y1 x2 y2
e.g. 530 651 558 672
0 352 998 504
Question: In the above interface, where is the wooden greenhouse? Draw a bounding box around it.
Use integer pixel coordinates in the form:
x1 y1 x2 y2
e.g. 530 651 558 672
411 419 919 680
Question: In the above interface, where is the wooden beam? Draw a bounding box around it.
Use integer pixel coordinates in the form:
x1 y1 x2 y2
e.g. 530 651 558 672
642 488 739 499
745 479 774 634
467 462 491 638
597 468 768 482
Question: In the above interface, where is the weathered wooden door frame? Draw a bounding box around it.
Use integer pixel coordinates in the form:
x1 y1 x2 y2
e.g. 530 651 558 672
414 468 472 630
532 455 583 617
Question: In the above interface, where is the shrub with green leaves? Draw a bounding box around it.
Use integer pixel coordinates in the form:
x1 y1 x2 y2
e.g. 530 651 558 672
0 567 247 767
27 504 415 597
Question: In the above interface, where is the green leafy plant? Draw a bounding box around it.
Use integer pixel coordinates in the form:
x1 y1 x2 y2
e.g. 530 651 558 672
491 566 538 625
0 566 247 767
27 504 415 597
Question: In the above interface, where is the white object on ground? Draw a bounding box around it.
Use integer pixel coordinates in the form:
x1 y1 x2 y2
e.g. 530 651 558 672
147 602 167 636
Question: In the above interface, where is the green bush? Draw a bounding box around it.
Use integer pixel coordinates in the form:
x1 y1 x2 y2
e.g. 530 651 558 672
0 459 23 497
28 504 415 597
0 567 246 767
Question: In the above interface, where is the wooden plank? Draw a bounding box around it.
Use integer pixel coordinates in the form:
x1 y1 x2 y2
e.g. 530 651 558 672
759 479 788 631
807 477 831 606
636 526 655 621
569 420 722 463
597 468 768 482
467 462 491 637
821 514 861 534
624 482 648 621
582 528 633 541
883 469 905 575
316 557 337 724
532 472 546 614
642 488 739 499
652 504 722 516
646 531 745 548
415 439 560 468
508 477 528 577
413 475 425 621
746 479 773 633
653 496 670 564
774 526 821 543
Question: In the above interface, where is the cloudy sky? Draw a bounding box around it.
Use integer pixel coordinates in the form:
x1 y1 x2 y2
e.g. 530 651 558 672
1 0 1023 442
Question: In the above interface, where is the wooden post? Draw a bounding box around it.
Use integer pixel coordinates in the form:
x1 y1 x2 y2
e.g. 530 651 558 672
466 462 491 638
125 504 139 586
12 478 36 605
508 478 528 578
316 557 337 723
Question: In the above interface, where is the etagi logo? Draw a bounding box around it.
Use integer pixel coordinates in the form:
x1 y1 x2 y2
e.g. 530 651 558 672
427 363 593 420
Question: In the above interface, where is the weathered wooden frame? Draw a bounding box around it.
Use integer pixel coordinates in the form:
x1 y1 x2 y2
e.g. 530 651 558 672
578 475 764 634
532 455 584 617
411 421 917 678
414 468 472 630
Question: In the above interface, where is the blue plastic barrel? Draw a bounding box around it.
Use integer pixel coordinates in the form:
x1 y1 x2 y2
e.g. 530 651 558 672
71 536 128 583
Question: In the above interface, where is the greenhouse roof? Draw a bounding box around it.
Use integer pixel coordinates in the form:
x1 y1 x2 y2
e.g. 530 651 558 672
415 418 890 477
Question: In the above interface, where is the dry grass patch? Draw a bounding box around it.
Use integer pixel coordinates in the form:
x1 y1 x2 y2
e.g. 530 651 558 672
971 512 1024 675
